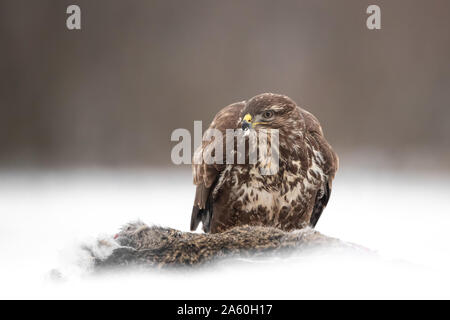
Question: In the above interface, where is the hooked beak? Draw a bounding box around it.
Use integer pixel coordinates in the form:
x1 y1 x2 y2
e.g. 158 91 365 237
242 113 252 131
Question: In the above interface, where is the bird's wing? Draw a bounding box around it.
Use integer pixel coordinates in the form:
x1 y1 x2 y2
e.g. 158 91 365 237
301 109 339 227
190 101 245 232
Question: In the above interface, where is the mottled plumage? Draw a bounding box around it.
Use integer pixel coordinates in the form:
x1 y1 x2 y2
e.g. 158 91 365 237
191 93 338 233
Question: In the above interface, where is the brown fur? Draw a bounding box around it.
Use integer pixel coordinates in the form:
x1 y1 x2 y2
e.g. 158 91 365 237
91 221 354 269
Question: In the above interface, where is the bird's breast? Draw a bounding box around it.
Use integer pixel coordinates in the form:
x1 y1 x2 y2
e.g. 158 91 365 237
224 162 318 228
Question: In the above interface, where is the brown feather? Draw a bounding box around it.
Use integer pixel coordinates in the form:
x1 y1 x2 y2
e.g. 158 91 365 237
191 93 338 233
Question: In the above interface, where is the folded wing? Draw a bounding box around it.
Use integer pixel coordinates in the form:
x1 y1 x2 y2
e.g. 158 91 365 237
190 102 246 232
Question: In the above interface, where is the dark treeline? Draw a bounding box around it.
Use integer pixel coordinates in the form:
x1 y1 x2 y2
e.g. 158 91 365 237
1 0 449 169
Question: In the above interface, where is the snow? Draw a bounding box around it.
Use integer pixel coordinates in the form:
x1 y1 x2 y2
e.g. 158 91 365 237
0 167 449 299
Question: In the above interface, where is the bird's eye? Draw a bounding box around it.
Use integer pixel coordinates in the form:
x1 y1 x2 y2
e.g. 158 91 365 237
262 110 274 119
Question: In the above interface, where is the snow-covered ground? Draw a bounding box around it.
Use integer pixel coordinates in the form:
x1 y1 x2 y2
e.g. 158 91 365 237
0 166 449 299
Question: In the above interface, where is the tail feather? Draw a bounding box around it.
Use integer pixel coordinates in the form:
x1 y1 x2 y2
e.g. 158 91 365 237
190 206 202 231
190 184 213 232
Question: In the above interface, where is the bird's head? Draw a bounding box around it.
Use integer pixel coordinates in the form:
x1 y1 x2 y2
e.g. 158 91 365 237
241 93 299 132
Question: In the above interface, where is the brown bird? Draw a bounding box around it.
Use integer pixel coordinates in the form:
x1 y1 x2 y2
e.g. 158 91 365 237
191 93 338 233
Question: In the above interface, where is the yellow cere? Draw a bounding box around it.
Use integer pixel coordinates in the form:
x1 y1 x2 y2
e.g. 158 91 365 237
243 114 252 122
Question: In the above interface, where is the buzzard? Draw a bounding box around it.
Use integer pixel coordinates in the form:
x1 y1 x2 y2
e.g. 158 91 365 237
191 93 338 233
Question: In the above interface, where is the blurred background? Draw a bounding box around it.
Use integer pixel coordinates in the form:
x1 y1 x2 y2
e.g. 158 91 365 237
1 0 450 299
1 0 449 170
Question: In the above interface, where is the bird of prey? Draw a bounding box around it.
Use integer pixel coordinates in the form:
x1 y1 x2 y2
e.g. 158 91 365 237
191 93 338 233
